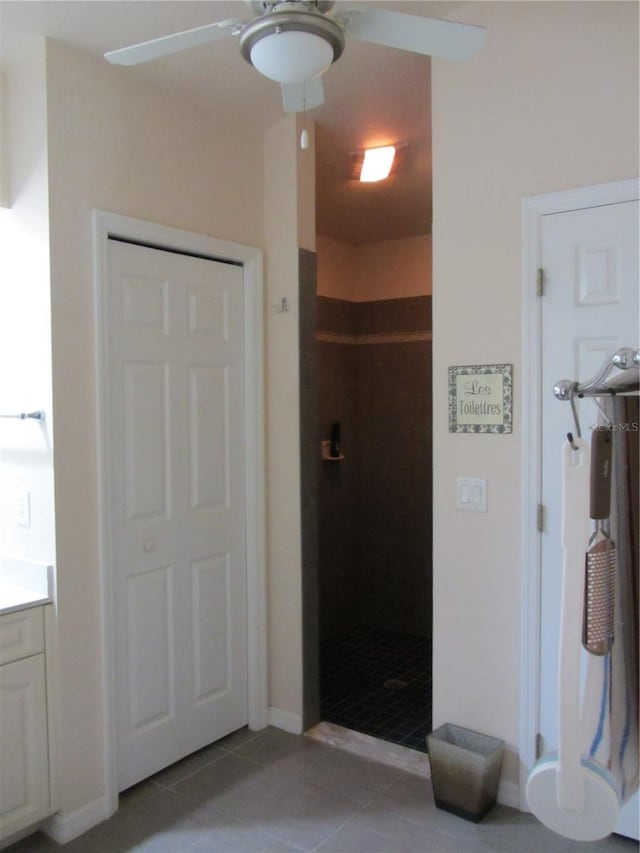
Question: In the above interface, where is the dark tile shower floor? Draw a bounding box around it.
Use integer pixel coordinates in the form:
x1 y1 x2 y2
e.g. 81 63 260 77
320 624 432 752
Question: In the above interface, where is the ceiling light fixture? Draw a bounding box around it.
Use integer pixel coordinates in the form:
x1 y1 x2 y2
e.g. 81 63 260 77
239 11 345 84
360 146 396 183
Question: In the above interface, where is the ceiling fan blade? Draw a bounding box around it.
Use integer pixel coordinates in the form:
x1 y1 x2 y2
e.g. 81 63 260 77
281 78 325 113
105 19 245 66
340 6 486 61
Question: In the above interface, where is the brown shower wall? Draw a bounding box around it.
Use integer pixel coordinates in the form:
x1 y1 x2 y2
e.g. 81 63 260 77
317 295 433 641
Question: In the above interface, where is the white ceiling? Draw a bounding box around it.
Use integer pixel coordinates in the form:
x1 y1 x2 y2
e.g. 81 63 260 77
1 1 465 243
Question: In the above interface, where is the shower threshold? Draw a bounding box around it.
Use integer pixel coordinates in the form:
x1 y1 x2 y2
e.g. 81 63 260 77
306 721 430 778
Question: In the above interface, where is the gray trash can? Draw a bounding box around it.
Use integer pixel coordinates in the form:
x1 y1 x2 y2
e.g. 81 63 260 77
426 723 504 822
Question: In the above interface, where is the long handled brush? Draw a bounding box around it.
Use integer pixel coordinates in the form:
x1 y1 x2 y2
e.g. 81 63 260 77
583 426 615 656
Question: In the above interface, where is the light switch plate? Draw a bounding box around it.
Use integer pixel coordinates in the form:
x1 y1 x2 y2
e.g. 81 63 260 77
17 491 31 527
456 478 487 512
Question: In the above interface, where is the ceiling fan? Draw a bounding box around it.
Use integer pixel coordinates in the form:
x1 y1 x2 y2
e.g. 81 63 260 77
105 1 487 113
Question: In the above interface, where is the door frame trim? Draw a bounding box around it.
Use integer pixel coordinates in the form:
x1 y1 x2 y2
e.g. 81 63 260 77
519 178 639 808
93 210 268 815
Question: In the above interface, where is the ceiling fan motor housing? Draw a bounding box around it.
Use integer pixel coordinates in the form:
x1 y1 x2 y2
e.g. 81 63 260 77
240 6 345 83
247 1 335 14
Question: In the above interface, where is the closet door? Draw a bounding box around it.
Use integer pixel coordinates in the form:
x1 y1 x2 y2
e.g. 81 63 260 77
107 238 249 791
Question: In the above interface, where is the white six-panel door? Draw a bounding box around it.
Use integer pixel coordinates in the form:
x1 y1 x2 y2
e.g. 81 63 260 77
539 199 639 839
106 238 248 791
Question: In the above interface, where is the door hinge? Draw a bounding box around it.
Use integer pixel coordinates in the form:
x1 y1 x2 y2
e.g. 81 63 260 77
536 268 545 296
536 503 545 533
536 732 545 759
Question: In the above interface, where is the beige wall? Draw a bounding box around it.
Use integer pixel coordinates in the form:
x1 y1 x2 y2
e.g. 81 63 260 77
432 0 639 791
0 35 55 566
297 116 316 254
262 115 316 726
263 115 304 725
316 235 357 300
317 233 431 301
45 40 264 814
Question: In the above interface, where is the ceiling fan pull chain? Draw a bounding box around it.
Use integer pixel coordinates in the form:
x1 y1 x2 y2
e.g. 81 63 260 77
300 84 309 149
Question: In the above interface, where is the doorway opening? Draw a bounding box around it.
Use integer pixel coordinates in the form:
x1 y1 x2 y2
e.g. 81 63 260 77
313 243 432 752
301 58 433 753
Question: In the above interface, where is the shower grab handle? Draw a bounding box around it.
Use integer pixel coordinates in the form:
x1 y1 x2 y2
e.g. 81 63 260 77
321 440 344 461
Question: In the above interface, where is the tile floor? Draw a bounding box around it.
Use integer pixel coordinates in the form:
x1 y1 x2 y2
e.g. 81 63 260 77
8 726 637 853
320 625 431 752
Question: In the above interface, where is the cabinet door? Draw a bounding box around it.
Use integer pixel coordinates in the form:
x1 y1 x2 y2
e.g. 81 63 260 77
0 654 49 839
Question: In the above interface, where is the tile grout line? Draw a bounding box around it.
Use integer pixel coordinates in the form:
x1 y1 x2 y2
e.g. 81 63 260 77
307 801 370 853
152 732 270 791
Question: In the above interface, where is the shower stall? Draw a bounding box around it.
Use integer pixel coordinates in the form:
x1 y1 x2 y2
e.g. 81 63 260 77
306 239 433 752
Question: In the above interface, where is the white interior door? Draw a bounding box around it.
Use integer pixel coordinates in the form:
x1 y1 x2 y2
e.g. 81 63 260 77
539 199 639 839
107 238 248 791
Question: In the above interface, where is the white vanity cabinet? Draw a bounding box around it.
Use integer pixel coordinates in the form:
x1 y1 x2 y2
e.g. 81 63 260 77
0 606 50 842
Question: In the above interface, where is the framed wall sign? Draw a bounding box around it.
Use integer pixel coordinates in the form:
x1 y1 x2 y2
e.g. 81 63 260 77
448 363 513 434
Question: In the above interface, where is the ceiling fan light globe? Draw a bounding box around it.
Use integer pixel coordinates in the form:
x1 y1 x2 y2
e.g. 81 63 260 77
250 31 333 84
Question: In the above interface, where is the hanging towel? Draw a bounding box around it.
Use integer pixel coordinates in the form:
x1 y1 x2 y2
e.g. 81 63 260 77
581 397 639 803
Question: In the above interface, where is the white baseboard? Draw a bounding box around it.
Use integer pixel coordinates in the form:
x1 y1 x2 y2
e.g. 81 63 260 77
268 707 303 734
43 795 113 845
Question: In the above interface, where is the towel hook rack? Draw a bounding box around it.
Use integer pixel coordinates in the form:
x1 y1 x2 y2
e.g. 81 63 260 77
554 347 640 401
555 346 639 450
